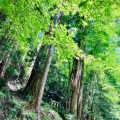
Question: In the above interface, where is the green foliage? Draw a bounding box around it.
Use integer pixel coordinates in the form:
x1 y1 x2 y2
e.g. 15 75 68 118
0 0 120 120
6 67 19 76
65 114 76 120
41 102 63 120
23 111 37 120
8 108 19 120
0 87 37 120
11 98 21 108
0 91 6 98
25 94 33 102
41 102 51 111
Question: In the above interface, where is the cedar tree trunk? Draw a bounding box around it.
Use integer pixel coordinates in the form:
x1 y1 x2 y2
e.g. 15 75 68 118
70 59 81 115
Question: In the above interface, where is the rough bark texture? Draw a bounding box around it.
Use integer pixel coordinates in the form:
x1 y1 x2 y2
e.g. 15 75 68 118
24 72 41 111
77 61 84 120
70 59 80 115
36 45 54 120
70 40 82 115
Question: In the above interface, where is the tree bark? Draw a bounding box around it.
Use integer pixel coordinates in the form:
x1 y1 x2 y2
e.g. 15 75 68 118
23 46 47 99
66 60 73 111
35 45 54 120
70 59 81 115
87 72 96 120
77 61 84 120
27 44 41 80
0 54 10 78
0 61 4 77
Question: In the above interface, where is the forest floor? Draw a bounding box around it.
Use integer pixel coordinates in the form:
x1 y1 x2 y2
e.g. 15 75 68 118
0 86 63 120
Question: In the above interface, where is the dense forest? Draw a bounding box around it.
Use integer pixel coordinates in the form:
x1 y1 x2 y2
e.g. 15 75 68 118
0 0 120 120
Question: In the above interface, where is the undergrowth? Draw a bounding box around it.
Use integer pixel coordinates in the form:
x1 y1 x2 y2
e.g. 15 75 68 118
0 87 65 120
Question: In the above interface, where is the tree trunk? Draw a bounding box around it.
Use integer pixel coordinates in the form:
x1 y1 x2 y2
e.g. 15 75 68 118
23 12 63 119
66 60 73 111
87 72 96 120
23 68 41 110
27 44 41 80
0 54 10 78
35 45 54 120
77 61 84 120
70 59 81 115
81 85 89 120
0 61 4 77
23 46 47 100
